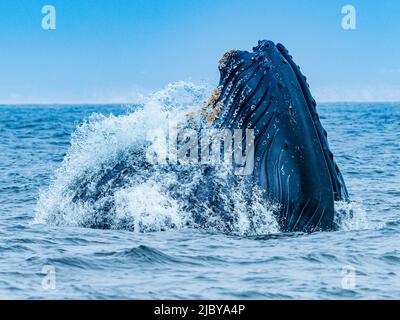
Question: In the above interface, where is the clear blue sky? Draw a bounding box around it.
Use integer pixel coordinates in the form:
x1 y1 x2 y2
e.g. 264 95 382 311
0 0 399 103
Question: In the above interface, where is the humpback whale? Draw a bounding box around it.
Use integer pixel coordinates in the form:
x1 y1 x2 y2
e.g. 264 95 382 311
61 40 349 234
202 40 349 232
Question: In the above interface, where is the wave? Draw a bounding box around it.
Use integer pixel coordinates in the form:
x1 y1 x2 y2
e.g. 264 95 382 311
334 200 369 231
34 82 366 235
97 245 185 265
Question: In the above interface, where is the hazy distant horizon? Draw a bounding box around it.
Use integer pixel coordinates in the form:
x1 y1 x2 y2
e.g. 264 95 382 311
2 100 400 105
1 85 400 105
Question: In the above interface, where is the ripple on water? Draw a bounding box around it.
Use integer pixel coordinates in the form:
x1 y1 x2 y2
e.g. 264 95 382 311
0 103 399 299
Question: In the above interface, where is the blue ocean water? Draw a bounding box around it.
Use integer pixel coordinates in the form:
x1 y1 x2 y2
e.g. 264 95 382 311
0 100 399 299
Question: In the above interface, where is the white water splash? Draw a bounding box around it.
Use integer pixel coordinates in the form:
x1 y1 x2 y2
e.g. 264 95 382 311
334 200 369 231
112 182 185 232
35 82 280 236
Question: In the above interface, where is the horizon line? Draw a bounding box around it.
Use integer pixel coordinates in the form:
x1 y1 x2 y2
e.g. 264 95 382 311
1 101 400 106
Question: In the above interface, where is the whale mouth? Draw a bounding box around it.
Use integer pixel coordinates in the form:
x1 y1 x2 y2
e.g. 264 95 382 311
35 40 350 235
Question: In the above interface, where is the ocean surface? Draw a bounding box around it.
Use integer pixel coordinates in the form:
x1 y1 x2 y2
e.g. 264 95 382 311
0 94 399 299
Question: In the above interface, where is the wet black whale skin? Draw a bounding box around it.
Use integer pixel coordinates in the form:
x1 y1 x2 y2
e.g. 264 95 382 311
211 40 349 232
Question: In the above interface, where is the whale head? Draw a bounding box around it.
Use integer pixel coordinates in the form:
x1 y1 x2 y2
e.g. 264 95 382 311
203 40 349 233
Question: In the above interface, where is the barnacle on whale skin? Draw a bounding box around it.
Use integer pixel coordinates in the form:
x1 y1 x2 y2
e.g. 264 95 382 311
206 101 224 125
201 86 222 115
218 50 237 69
193 51 239 125
198 86 225 125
